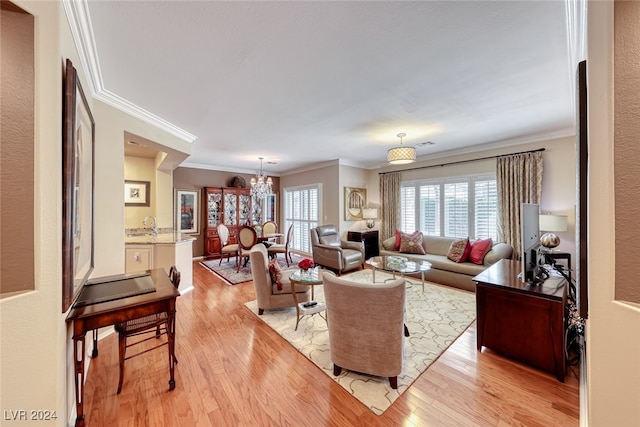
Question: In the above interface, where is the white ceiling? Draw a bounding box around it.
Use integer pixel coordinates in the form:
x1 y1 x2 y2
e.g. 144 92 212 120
86 0 576 175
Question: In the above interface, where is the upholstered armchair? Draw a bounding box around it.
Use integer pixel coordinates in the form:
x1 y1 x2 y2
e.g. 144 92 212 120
322 272 405 389
310 225 364 274
249 244 311 315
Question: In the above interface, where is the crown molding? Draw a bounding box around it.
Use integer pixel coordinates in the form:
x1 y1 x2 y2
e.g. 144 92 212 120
62 0 197 144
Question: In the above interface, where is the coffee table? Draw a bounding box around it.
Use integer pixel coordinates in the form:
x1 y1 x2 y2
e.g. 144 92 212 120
365 256 432 291
289 267 325 331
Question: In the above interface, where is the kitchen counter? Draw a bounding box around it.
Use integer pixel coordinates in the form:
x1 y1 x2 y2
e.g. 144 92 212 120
125 231 196 245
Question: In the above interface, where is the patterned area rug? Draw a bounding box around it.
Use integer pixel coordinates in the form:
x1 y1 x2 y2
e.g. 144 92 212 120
244 269 476 415
201 253 301 285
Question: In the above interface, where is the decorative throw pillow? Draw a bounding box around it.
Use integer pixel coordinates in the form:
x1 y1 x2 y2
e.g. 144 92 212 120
468 238 493 265
447 238 471 263
399 231 426 255
268 258 283 290
395 229 419 251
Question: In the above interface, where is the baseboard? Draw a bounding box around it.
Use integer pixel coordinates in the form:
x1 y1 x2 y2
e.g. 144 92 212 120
579 337 588 427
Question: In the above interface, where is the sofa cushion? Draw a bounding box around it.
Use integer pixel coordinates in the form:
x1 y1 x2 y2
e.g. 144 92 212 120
382 236 396 251
268 258 283 290
399 231 426 255
469 238 493 265
447 238 471 263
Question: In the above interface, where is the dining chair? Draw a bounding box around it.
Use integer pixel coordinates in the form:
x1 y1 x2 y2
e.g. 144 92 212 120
268 224 294 266
237 226 258 272
262 221 278 239
217 223 239 266
115 266 181 394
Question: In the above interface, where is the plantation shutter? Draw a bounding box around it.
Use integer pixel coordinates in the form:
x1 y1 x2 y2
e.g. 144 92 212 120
419 184 440 236
444 181 468 238
474 178 498 240
399 186 416 232
285 185 319 253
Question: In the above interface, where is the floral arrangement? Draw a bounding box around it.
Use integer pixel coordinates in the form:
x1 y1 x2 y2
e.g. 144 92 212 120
297 258 315 271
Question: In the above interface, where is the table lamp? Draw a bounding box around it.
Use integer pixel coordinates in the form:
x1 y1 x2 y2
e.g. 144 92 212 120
362 208 378 229
539 214 568 249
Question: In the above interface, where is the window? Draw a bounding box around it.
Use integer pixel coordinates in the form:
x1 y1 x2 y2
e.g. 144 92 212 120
400 174 498 240
283 184 321 253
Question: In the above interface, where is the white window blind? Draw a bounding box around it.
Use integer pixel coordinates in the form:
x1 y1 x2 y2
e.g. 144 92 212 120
284 185 320 253
401 174 497 239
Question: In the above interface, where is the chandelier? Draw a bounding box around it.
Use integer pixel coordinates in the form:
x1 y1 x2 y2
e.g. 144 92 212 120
250 157 273 199
387 132 416 165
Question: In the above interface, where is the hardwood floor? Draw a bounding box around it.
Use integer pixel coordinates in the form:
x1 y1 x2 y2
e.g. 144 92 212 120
82 261 580 426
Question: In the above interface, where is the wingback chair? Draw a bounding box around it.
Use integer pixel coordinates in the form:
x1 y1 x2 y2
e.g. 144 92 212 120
310 225 364 274
249 244 312 315
322 272 405 389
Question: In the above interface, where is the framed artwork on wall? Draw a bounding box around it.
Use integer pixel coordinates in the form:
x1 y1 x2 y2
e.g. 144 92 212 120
176 189 200 234
344 187 367 221
124 180 150 206
62 59 95 312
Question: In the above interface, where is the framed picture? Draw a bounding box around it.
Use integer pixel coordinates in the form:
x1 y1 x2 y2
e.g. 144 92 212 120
62 59 95 312
176 189 200 234
344 187 367 221
124 180 150 206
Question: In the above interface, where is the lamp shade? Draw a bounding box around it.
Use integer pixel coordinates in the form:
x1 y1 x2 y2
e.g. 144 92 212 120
362 208 378 219
539 214 568 232
387 146 416 164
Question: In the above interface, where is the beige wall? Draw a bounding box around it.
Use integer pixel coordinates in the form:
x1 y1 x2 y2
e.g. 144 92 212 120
587 1 640 425
124 155 157 229
339 164 371 238
0 5 35 295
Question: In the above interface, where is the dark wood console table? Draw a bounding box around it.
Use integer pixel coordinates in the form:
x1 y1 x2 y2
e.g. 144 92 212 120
66 269 180 427
473 259 567 381
347 229 379 260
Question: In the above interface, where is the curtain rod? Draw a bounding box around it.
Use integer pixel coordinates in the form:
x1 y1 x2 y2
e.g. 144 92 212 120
378 147 546 175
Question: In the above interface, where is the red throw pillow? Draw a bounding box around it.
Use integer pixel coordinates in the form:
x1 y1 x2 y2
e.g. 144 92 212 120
447 238 471 263
268 258 283 290
468 238 492 265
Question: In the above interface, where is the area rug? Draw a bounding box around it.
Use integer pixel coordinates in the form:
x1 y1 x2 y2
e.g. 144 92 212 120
243 269 476 415
201 253 301 285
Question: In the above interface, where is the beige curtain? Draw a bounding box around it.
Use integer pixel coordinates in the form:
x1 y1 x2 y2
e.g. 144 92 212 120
497 152 543 259
379 172 400 241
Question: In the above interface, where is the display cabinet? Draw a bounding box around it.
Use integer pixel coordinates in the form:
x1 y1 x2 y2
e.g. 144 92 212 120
204 187 262 258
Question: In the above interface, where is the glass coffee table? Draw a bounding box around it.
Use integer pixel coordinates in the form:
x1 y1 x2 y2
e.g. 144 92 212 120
365 256 432 291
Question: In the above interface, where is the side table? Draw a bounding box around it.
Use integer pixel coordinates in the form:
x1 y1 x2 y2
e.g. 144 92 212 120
289 267 325 331
347 230 379 260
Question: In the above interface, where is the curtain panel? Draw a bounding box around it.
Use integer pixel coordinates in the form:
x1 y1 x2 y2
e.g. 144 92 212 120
379 172 400 242
496 152 543 259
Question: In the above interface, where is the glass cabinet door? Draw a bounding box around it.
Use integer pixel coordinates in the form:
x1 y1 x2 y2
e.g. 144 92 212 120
238 193 251 226
207 191 222 227
224 193 237 225
251 196 262 225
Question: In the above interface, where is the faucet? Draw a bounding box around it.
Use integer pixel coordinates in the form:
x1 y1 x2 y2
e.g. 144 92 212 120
143 216 158 235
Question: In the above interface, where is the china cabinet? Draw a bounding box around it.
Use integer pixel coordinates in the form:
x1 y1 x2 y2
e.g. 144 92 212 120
204 187 263 258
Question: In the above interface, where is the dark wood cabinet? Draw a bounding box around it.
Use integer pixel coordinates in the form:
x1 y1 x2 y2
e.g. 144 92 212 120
204 187 262 258
473 259 567 381
347 230 379 260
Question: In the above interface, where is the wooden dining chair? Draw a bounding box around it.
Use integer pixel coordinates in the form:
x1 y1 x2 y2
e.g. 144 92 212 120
237 226 258 272
114 266 180 394
268 224 294 266
262 221 277 239
217 223 239 266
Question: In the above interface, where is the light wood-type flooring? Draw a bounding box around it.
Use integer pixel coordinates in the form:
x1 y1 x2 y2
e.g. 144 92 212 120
82 261 580 426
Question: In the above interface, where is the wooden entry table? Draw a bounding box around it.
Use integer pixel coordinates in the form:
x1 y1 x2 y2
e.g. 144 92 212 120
473 259 567 381
66 269 180 427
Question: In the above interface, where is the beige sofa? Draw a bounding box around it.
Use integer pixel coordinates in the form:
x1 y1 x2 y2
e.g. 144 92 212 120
379 235 513 292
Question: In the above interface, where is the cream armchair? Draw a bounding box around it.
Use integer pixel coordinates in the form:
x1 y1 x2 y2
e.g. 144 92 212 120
248 244 311 315
310 225 364 274
322 272 405 389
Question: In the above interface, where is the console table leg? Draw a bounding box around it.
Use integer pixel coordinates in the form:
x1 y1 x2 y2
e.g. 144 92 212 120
73 334 86 427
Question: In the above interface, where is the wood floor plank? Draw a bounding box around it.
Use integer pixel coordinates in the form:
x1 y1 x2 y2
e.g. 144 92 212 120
81 261 580 426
